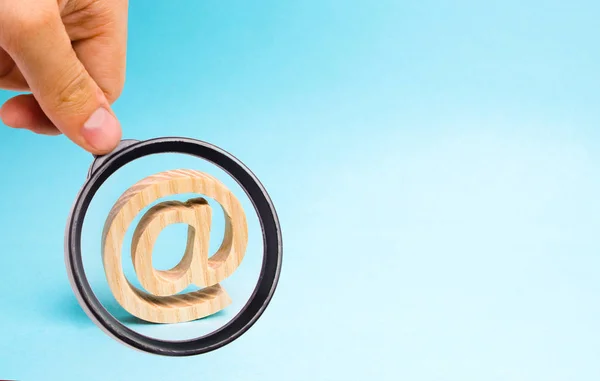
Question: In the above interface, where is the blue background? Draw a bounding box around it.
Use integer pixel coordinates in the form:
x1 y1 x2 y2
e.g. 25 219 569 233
1 0 600 379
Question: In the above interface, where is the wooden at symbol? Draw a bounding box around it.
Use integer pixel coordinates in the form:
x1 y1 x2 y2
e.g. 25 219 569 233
101 169 248 324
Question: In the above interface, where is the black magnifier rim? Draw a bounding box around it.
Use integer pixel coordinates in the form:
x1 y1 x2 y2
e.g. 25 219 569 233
65 137 282 356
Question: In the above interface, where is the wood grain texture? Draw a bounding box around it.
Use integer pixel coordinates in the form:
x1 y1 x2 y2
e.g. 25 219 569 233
102 169 248 324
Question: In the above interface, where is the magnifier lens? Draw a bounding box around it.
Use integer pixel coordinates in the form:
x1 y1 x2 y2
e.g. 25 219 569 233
65 138 282 356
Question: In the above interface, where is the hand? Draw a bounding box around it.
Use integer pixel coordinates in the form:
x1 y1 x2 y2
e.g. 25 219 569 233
0 0 128 154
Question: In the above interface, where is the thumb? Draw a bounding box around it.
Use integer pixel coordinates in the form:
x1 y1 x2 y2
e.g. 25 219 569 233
3 10 122 154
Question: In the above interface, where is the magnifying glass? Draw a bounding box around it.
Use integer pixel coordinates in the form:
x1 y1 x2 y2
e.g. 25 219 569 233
64 137 283 356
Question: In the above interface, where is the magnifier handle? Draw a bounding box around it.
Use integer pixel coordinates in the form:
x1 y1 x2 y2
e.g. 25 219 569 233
87 139 140 179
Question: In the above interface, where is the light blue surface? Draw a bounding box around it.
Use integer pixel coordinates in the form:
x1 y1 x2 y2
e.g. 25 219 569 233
1 1 599 379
